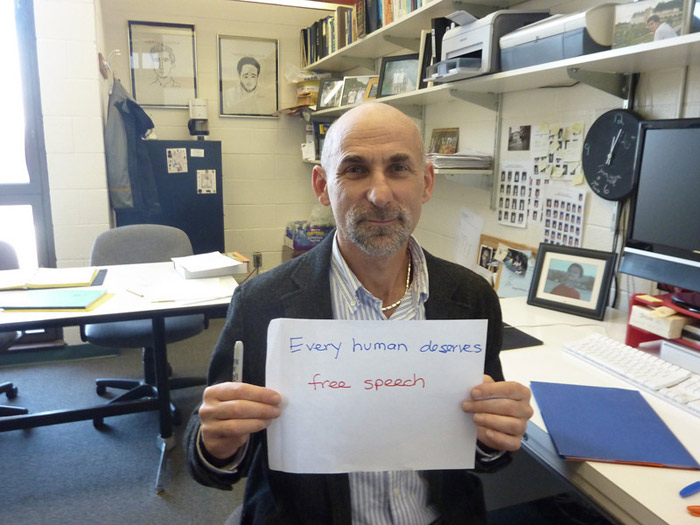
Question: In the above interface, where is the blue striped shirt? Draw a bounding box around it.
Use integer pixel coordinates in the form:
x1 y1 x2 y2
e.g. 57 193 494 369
329 233 439 525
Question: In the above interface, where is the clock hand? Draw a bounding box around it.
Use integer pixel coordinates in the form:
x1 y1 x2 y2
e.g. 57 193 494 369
605 129 623 165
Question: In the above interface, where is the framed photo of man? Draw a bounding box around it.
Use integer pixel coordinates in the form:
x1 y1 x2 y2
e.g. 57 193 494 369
128 21 197 108
218 35 279 117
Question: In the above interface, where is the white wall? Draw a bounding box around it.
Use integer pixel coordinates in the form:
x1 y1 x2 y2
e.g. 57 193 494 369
413 1 700 312
99 0 330 269
34 0 111 269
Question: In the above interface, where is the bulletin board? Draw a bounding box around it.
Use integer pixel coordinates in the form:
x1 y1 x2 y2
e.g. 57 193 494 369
477 235 539 298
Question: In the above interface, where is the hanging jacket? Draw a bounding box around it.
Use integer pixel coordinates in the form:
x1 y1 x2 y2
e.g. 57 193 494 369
104 79 159 211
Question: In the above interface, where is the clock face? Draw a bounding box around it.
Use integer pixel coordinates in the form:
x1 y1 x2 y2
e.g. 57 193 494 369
582 109 642 201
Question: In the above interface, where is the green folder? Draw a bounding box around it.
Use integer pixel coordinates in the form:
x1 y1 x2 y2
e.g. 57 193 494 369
0 288 108 311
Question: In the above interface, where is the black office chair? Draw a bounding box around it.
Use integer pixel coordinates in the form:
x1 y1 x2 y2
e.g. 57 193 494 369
0 241 28 417
81 225 207 427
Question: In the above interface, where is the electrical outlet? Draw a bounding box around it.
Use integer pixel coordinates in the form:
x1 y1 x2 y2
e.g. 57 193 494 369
253 252 263 269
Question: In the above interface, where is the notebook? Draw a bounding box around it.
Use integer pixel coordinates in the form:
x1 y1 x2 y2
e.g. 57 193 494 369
531 381 700 469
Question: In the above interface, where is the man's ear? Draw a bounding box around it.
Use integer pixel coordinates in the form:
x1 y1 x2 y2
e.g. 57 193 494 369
422 161 435 204
312 165 331 207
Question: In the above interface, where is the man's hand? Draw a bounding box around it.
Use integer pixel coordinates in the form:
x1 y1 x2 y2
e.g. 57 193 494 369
461 375 533 452
198 382 281 460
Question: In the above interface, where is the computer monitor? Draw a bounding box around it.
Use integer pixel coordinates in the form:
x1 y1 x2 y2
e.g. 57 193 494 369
619 118 700 311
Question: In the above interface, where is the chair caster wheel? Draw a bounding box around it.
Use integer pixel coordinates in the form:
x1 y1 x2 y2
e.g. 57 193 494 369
96 384 107 396
93 418 106 429
171 408 182 426
6 385 19 399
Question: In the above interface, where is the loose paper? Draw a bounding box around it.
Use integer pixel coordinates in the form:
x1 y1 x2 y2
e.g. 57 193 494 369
266 319 487 474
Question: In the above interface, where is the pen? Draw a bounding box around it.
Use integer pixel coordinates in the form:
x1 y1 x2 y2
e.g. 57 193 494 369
233 340 244 383
680 480 700 498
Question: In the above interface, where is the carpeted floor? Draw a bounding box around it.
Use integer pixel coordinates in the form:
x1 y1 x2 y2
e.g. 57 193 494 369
0 318 243 525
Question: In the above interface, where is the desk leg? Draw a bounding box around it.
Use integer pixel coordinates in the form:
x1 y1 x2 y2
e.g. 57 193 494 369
151 315 174 494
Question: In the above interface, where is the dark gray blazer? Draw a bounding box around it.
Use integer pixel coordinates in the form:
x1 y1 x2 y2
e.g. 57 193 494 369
185 233 505 524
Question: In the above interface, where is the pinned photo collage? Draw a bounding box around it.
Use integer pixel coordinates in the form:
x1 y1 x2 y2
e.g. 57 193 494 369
497 162 529 228
542 187 587 248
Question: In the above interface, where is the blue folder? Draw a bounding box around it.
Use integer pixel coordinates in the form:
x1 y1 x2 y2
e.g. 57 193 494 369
531 381 700 469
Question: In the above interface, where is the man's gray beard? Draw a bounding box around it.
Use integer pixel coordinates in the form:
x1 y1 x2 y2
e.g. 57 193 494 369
345 205 413 256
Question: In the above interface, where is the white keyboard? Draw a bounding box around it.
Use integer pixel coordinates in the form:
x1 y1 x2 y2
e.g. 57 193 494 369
564 333 700 418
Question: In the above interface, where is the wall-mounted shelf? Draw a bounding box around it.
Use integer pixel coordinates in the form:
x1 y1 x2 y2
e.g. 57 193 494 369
438 169 493 188
310 32 700 120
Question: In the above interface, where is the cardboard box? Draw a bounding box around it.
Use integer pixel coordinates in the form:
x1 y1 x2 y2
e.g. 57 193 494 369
628 305 693 339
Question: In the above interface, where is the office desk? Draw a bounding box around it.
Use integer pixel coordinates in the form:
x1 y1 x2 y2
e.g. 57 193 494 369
500 297 700 525
0 262 236 492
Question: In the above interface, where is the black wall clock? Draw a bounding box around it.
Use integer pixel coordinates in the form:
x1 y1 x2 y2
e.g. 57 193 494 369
582 109 642 201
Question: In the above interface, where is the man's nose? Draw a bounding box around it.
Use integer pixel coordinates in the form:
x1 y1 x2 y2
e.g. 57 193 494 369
366 171 393 208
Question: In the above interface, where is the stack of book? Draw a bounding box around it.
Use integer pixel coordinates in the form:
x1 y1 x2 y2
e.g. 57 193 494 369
301 6 355 67
426 152 492 171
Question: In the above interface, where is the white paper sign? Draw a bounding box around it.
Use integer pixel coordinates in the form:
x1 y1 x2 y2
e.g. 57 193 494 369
265 318 487 474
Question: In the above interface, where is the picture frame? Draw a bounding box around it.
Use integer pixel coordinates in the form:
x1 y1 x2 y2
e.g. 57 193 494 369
613 0 683 49
218 35 279 118
377 53 419 98
128 21 197 108
429 127 459 154
318 79 344 109
527 243 617 320
340 75 375 106
363 77 379 101
416 29 433 89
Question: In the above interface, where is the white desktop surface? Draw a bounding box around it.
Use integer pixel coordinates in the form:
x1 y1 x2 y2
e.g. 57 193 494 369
0 262 237 327
500 297 700 525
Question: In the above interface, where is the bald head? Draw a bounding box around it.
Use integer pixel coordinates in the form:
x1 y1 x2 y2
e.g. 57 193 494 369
320 103 425 176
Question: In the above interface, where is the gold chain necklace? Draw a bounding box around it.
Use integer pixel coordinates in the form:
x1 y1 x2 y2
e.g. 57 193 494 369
380 253 412 312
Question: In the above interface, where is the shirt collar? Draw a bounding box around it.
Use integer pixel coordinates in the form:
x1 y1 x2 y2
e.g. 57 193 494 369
330 232 429 314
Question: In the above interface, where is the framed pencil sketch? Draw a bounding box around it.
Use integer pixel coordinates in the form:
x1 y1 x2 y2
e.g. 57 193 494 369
527 243 616 320
340 75 374 106
218 35 279 117
377 53 420 97
318 79 344 109
128 21 197 108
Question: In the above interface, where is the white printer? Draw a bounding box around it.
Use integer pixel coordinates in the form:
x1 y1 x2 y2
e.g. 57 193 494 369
500 4 616 71
427 9 549 83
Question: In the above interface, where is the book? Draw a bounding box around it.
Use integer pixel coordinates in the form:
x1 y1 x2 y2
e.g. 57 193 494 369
355 0 366 38
531 381 700 470
0 267 99 291
365 0 380 34
171 251 248 279
0 288 108 311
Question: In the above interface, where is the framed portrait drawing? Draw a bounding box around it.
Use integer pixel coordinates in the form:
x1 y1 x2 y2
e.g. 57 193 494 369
377 53 419 97
527 243 616 320
218 35 279 118
340 75 375 106
318 79 343 109
128 21 197 108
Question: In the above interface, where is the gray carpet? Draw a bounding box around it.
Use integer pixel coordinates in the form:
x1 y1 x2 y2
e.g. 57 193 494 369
0 318 244 525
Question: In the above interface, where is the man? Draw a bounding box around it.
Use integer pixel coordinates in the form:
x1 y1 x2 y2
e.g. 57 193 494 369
647 14 677 41
224 56 266 114
149 43 179 88
185 103 533 523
